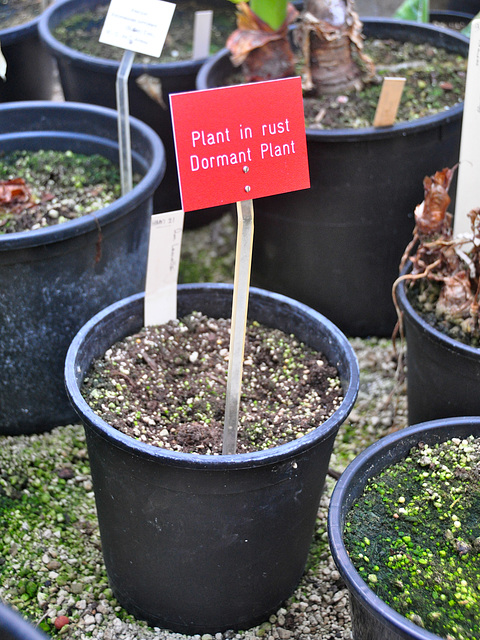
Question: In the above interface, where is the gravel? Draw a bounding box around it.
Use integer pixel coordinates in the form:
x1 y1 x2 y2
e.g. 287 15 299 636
0 211 409 639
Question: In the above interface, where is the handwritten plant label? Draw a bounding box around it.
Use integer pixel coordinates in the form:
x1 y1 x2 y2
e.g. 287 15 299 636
170 77 310 212
100 0 175 58
144 210 184 326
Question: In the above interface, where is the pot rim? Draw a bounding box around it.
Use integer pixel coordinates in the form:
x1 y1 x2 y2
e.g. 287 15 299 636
396 264 480 359
196 17 468 142
328 415 480 640
65 283 360 470
0 602 49 640
430 10 477 19
0 8 40 41
0 100 165 251
39 0 209 76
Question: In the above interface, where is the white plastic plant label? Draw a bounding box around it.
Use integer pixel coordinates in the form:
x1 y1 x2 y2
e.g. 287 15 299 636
100 0 176 58
144 210 184 326
454 19 480 237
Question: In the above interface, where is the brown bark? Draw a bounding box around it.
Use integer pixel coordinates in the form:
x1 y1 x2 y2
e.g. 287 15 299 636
297 0 375 95
226 3 298 82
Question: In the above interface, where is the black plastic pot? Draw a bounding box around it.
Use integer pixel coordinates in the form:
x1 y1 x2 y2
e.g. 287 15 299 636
39 0 232 224
431 0 480 16
0 101 165 435
396 273 480 425
0 603 49 640
197 19 469 337
0 8 55 102
65 284 359 634
328 416 480 640
429 10 473 27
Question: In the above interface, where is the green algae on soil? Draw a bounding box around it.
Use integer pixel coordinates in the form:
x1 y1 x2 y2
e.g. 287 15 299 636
345 436 480 640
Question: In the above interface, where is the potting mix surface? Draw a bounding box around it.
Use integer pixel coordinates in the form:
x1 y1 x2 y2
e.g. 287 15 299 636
82 312 344 454
407 280 480 348
0 0 42 29
52 0 237 64
302 38 466 129
345 436 480 640
0 150 128 234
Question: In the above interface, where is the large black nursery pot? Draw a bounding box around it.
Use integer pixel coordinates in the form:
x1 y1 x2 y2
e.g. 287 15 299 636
0 101 165 435
328 416 480 640
396 271 480 425
65 284 359 634
39 0 232 223
197 19 469 337
0 3 55 102
0 602 49 640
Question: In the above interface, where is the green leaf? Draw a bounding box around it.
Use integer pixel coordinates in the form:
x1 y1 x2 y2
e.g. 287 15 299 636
461 12 480 37
394 0 429 23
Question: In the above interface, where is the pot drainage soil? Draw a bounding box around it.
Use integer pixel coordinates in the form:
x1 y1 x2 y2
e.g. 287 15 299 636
344 435 480 640
52 1 237 64
0 0 42 30
0 149 127 234
82 311 344 454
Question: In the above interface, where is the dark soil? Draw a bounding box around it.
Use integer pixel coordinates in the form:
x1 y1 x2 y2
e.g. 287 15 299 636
406 280 480 347
302 38 466 129
82 311 344 454
0 149 128 234
345 436 480 640
0 0 42 30
52 0 237 64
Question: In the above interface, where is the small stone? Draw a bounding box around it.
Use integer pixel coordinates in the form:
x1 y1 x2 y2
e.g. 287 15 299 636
71 582 83 594
277 629 292 639
54 616 69 630
83 614 96 626
439 81 453 91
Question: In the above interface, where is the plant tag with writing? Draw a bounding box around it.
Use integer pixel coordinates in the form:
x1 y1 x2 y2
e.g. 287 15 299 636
454 19 480 237
144 210 184 326
170 77 310 212
373 77 406 128
100 0 175 57
192 11 213 60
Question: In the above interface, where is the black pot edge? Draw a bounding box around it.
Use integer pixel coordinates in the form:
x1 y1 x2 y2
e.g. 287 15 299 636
65 284 360 469
396 265 480 362
0 101 165 252
0 10 40 42
430 10 477 20
196 18 468 142
39 0 208 76
328 416 480 640
0 602 49 640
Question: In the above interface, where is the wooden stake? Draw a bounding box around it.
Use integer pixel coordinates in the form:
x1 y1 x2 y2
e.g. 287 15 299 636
373 77 406 128
222 199 254 455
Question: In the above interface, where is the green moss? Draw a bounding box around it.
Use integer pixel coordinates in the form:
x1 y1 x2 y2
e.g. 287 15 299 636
345 436 480 639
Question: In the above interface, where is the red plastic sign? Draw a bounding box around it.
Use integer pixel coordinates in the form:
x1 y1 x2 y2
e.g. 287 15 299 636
170 77 310 212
